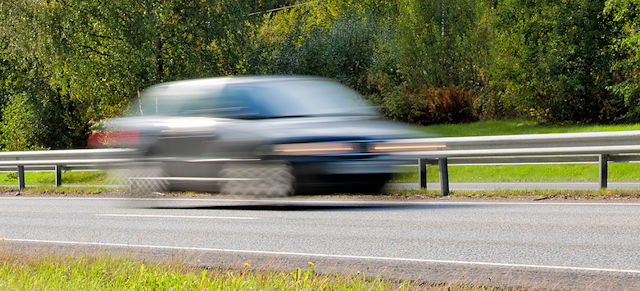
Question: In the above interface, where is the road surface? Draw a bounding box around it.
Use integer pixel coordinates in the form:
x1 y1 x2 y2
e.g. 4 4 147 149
1 196 639 289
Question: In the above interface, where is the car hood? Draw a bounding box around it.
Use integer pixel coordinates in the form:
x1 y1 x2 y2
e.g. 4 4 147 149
241 116 424 143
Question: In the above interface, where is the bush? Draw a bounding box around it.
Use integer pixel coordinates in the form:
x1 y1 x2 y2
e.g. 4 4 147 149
0 93 40 151
473 85 520 120
379 86 477 125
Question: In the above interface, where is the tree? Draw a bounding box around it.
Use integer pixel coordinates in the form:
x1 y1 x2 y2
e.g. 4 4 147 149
492 0 621 122
250 1 376 92
379 0 490 89
605 0 640 119
0 0 288 149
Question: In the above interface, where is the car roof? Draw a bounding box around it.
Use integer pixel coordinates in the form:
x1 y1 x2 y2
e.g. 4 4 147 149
147 75 328 91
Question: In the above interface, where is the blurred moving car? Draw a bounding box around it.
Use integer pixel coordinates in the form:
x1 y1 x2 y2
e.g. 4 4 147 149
90 76 420 196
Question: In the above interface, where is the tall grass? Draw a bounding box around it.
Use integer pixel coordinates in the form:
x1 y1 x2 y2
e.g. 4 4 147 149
0 251 503 290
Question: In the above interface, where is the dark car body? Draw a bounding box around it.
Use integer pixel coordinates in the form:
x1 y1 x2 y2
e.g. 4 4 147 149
92 76 420 196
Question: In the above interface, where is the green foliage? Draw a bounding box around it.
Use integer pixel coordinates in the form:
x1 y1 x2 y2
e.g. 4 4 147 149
492 0 621 123
0 93 38 151
370 0 491 90
250 1 376 92
605 0 640 118
0 44 86 149
2 0 640 151
252 0 490 123
0 0 289 150
4 0 267 118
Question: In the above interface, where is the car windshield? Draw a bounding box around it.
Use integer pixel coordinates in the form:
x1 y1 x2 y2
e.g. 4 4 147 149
242 80 377 117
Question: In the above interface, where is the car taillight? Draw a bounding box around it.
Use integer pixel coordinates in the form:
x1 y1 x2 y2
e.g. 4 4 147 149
88 131 139 147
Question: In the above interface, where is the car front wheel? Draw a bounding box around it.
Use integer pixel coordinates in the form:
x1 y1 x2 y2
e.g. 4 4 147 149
220 161 295 197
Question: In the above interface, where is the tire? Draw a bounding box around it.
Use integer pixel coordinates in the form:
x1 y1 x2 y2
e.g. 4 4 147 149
220 161 295 197
128 162 169 195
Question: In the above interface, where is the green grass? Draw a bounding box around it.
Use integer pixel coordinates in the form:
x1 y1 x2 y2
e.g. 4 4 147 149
415 120 640 137
0 171 111 185
0 186 124 195
0 251 502 290
9 162 638 186
393 163 640 183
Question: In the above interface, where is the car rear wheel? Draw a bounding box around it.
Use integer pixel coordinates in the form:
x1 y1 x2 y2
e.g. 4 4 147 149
220 161 295 197
128 162 169 195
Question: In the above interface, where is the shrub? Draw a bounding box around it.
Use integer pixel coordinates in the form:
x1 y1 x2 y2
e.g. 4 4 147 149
473 85 520 120
379 86 477 125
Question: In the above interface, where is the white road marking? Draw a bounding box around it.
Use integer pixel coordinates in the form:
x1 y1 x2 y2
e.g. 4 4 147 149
3 238 640 274
3 196 640 206
96 214 256 220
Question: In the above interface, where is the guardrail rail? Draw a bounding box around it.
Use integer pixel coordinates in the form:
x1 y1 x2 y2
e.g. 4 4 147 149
3 130 640 195
0 149 135 189
387 130 640 195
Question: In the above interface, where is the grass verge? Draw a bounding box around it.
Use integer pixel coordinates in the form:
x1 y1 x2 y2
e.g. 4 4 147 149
4 163 640 186
383 189 640 200
415 120 640 137
0 170 111 185
0 250 500 290
392 163 640 183
0 186 125 196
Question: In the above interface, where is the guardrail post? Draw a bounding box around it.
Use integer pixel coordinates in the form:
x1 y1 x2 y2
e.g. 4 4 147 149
55 165 62 187
438 158 449 196
599 154 608 189
418 158 427 189
18 165 25 190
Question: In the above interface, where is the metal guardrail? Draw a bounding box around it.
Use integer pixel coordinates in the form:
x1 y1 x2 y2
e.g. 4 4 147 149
3 131 640 194
0 148 135 160
412 154 632 195
0 149 135 189
387 131 640 195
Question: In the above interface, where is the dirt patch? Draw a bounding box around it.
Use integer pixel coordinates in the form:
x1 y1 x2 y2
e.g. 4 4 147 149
3 188 640 203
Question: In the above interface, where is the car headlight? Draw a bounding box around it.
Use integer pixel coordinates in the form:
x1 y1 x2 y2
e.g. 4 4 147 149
272 142 355 155
370 141 447 153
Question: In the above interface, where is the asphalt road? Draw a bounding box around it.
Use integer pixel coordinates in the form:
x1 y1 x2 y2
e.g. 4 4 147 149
2 196 640 289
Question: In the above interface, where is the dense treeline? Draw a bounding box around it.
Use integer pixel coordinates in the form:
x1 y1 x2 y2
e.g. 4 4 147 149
0 0 639 150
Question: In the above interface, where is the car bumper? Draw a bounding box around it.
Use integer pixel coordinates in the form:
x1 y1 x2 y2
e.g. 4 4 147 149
320 159 397 174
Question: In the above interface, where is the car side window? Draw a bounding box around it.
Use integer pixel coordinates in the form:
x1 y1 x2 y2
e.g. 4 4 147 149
178 94 218 116
215 85 263 118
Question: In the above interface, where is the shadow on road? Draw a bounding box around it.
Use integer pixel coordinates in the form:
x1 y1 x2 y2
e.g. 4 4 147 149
143 202 479 211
